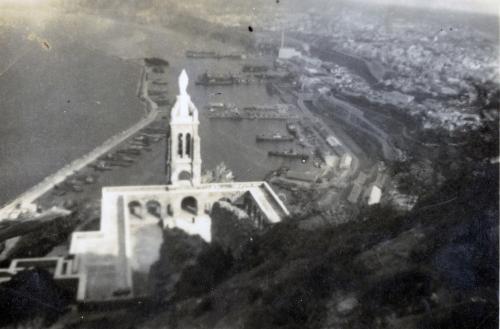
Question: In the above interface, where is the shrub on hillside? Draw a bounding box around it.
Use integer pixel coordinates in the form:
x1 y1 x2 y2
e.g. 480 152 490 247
0 269 70 327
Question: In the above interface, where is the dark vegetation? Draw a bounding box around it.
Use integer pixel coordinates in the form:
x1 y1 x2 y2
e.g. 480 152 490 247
144 57 169 67
0 269 70 327
389 81 499 197
2 163 495 329
174 243 233 300
140 160 497 329
150 202 264 309
210 201 259 258
149 228 233 305
0 213 81 268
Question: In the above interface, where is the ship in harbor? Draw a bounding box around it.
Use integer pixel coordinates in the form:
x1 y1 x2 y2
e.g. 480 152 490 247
242 105 276 112
195 72 239 86
242 64 269 73
186 50 244 60
243 104 294 114
256 133 294 142
186 50 217 58
207 104 298 120
268 149 309 161
206 111 243 120
221 53 245 60
204 103 238 112
205 103 243 120
254 71 293 82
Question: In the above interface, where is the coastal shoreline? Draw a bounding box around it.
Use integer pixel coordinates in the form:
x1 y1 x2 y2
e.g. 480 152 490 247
0 62 158 220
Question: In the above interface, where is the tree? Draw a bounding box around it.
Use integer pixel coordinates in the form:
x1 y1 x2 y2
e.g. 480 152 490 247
201 162 234 183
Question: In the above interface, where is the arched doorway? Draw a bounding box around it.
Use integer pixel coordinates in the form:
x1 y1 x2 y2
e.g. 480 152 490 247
178 170 192 181
128 201 143 219
146 200 162 219
181 196 198 215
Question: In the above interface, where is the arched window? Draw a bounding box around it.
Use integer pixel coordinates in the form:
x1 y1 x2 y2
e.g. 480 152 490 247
177 133 183 157
181 196 198 215
178 170 192 181
128 201 143 219
185 133 191 157
146 200 162 219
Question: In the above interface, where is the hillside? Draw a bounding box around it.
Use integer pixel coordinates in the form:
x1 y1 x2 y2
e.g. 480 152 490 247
140 162 498 329
54 161 497 329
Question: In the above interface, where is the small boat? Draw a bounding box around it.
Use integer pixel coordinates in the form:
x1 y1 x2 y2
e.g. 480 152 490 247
196 72 238 86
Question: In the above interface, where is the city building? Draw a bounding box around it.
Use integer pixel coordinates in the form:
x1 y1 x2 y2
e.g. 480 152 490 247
339 153 353 169
367 185 382 205
279 47 302 60
278 31 302 60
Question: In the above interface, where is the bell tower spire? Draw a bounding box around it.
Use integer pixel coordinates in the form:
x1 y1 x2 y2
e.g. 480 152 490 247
179 69 188 96
166 69 201 186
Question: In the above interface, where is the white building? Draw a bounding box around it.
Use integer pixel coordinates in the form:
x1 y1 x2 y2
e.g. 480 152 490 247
326 135 341 147
1 70 290 305
279 47 302 60
278 31 302 60
339 153 353 169
367 185 382 205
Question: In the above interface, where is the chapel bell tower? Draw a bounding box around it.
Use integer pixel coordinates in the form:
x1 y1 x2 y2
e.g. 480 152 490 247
166 70 202 185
